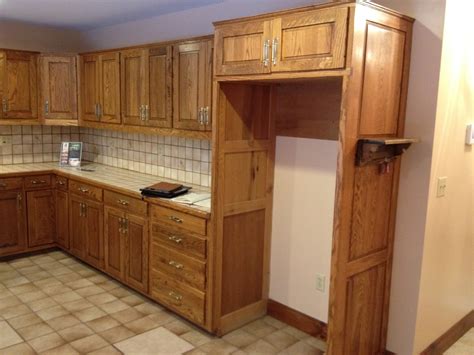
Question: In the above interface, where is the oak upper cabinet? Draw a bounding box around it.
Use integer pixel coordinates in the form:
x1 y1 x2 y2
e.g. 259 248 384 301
0 50 38 120
214 7 348 75
80 52 121 124
121 49 146 126
39 55 78 123
173 39 213 131
27 189 56 247
0 187 26 256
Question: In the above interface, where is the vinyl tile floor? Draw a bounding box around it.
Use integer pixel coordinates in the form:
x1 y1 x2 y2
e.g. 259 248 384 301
444 327 474 355
0 250 327 355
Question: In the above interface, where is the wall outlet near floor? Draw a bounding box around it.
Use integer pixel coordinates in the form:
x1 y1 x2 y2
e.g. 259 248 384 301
0 136 12 145
437 176 448 197
316 274 326 292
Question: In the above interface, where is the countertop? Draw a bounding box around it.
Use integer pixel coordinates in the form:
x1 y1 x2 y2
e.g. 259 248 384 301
0 163 211 218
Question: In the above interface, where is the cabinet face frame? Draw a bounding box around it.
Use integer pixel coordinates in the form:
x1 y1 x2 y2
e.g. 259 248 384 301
55 189 69 249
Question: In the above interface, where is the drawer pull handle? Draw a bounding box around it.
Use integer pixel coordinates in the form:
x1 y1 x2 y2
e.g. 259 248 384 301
31 180 46 185
117 199 129 206
168 235 183 244
57 181 66 186
168 291 183 301
168 260 184 269
78 187 89 193
0 183 6 187
168 216 183 224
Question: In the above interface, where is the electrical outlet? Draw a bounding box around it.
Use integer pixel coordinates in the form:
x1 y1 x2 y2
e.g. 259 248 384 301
316 274 326 292
437 177 447 197
0 136 12 145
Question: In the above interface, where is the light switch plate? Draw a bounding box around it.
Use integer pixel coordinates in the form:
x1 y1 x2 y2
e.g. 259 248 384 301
437 177 447 197
316 274 326 292
466 123 474 145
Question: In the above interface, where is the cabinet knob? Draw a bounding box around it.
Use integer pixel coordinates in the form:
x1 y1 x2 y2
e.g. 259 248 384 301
168 291 183 302
168 260 184 270
168 235 183 244
272 37 279 66
44 100 49 115
168 216 183 224
262 40 270 67
117 199 129 206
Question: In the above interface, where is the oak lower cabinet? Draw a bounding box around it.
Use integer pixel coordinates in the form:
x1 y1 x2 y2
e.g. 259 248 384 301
69 193 104 269
104 191 148 293
0 183 26 256
55 182 69 249
26 189 56 247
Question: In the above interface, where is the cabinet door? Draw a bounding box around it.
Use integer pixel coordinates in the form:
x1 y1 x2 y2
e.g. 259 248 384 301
0 191 26 256
0 52 5 119
124 214 148 293
80 55 100 122
146 46 172 128
84 199 104 269
39 55 78 121
69 195 86 258
27 189 56 247
214 20 272 76
173 40 212 131
271 8 348 72
1 51 37 119
55 189 69 249
121 49 147 126
104 206 125 280
99 52 121 124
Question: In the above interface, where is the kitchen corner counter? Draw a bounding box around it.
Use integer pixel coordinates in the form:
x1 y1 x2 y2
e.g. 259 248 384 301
0 163 211 218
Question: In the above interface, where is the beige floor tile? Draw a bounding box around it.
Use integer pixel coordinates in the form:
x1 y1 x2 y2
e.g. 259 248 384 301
243 319 277 338
76 285 107 297
108 287 134 299
37 305 69 321
2 276 30 287
63 298 95 312
124 315 162 334
47 251 68 260
87 345 123 354
39 343 80 355
9 259 34 269
264 329 299 351
74 306 107 322
133 302 163 315
262 316 287 330
0 342 35 355
51 290 82 303
163 319 193 336
279 340 324 355
16 322 55 340
110 308 145 324
39 261 63 271
70 334 109 353
223 328 258 348
17 290 48 303
0 270 21 281
48 267 74 277
59 258 79 266
46 314 81 331
115 327 194 355
56 272 83 283
88 292 118 305
119 294 144 307
0 289 13 300
28 332 65 353
26 271 52 282
244 339 278 354
0 264 13 273
27 297 58 312
0 304 31 320
88 275 109 284
77 268 98 278
9 283 39 295
87 315 121 333
17 265 43 275
34 277 61 289
146 311 176 327
0 321 23 349
98 280 121 291
100 325 136 344
42 284 73 296
304 336 327 351
180 330 213 347
197 339 237 354
0 295 21 310
281 325 310 340
31 255 56 265
57 323 94 342
100 300 129 314
7 312 42 330
66 279 95 289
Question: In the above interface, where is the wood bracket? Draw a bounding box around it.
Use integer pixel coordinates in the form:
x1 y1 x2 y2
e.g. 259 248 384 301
356 137 419 167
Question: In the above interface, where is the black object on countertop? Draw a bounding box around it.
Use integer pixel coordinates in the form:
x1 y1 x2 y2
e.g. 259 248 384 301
140 185 191 198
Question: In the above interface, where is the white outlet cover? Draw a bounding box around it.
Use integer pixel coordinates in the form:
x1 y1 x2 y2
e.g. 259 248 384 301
437 177 447 197
466 123 474 145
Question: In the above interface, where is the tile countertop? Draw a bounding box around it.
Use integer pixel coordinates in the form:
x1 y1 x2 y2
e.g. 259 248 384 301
0 163 211 218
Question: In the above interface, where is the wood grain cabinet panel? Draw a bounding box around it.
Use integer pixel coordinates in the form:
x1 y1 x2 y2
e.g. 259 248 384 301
173 40 213 131
0 50 38 120
69 194 86 258
121 49 147 126
27 189 56 247
55 189 69 249
80 55 100 122
147 46 172 128
104 206 126 280
0 191 26 256
83 199 104 269
39 55 78 122
124 214 148 292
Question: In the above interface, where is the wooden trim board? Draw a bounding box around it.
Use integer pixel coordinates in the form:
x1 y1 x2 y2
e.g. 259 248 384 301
420 310 474 355
267 299 328 340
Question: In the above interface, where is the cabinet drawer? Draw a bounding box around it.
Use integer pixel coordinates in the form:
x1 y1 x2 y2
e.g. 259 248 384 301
151 224 206 259
150 270 205 325
69 180 103 201
24 175 52 189
0 177 23 191
54 175 68 191
104 190 147 215
151 243 206 290
150 205 207 235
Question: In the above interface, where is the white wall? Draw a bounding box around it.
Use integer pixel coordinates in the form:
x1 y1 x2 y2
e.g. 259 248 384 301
0 20 83 52
270 137 337 322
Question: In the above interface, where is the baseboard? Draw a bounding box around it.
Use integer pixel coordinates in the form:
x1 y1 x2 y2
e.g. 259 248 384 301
267 299 327 340
421 310 474 355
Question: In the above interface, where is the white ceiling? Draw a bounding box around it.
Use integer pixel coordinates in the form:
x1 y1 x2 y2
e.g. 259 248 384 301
0 0 225 31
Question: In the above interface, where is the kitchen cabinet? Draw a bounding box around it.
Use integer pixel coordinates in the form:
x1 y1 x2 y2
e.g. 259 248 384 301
39 55 78 122
0 50 38 120
214 7 348 76
0 189 26 256
80 52 121 124
121 49 146 126
55 189 69 249
26 189 56 247
173 39 213 131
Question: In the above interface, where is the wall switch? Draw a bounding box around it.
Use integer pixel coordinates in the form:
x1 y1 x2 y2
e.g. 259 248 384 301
437 177 448 197
0 136 12 145
466 123 474 145
316 274 326 292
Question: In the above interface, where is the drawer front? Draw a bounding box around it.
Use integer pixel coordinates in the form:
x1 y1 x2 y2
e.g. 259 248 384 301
151 224 206 259
0 177 23 191
151 205 207 235
150 271 205 325
69 180 103 201
104 190 147 215
54 175 68 191
24 175 52 189
151 243 206 290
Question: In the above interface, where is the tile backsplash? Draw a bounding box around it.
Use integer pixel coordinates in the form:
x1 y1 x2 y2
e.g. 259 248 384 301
0 126 212 187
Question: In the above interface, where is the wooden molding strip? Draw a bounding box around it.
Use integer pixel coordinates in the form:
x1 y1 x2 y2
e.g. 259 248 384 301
267 299 327 340
420 310 474 355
